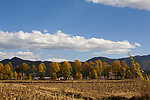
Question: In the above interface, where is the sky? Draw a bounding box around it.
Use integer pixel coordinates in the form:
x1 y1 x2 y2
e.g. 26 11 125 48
0 0 150 62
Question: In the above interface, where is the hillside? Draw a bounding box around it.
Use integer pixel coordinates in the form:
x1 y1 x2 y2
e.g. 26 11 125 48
87 55 150 70
0 55 150 76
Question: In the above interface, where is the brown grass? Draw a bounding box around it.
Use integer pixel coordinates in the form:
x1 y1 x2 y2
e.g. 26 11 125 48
0 79 149 100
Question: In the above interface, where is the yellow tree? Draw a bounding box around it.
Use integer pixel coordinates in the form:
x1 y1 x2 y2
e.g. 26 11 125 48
22 73 27 80
112 60 122 78
49 62 60 79
31 65 37 79
74 72 82 80
3 63 11 79
21 63 30 78
89 68 98 79
119 67 126 79
10 72 14 79
8 62 13 73
61 61 72 80
38 62 46 79
94 60 103 78
122 60 131 78
130 62 141 78
15 65 21 74
14 71 18 79
18 72 22 80
128 53 146 80
0 63 4 79
102 62 111 79
72 60 82 79
89 61 94 69
82 62 90 79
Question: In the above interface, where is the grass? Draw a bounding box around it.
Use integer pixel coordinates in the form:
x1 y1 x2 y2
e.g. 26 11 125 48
0 79 149 100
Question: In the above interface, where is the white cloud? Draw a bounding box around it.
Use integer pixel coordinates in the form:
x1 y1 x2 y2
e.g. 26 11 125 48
0 30 140 54
0 51 41 61
134 43 141 47
86 0 150 11
44 29 48 33
93 49 131 55
45 58 67 62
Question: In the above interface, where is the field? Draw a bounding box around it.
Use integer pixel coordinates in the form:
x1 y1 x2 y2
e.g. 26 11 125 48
0 79 150 100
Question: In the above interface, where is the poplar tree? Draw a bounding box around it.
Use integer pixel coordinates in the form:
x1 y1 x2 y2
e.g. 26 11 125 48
38 62 46 79
61 61 72 80
82 62 90 79
49 62 60 79
72 60 82 79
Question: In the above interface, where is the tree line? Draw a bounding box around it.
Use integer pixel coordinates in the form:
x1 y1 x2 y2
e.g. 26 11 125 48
0 56 147 80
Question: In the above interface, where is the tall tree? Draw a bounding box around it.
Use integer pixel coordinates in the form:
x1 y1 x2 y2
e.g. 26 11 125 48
112 60 122 78
102 62 111 79
21 63 30 78
15 65 21 74
61 61 72 80
72 60 82 79
49 62 60 79
38 62 46 79
74 72 82 80
122 60 130 78
14 71 18 79
94 60 103 78
31 65 37 79
82 62 90 79
89 68 98 79
0 63 4 80
3 63 12 79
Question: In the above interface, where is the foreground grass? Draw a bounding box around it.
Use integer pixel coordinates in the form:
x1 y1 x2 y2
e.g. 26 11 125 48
0 79 150 100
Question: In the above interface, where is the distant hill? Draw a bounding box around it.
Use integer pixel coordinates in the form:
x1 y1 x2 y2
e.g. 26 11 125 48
87 55 150 70
0 57 52 77
0 55 150 76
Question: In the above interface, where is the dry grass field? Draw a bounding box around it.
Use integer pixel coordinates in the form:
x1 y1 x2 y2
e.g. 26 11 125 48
0 79 150 100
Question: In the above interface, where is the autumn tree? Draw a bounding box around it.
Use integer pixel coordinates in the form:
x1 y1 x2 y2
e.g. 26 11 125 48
74 72 82 80
3 63 11 79
31 65 37 79
112 60 122 78
15 65 21 74
29 74 32 80
82 62 90 79
129 54 145 80
0 63 4 80
89 68 98 79
130 62 141 78
18 73 22 80
102 62 111 79
49 62 60 79
8 62 13 72
94 60 103 78
14 71 18 79
72 60 82 79
22 73 27 80
38 62 46 79
21 63 30 78
119 67 126 79
89 61 94 68
61 61 72 80
122 60 131 78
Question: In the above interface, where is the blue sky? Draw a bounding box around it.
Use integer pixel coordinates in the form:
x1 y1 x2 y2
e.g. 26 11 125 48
0 0 150 62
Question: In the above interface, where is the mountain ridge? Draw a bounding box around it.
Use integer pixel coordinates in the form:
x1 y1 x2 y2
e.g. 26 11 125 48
0 55 150 76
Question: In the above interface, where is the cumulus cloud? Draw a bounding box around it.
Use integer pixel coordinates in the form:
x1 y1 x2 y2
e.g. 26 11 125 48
0 51 41 61
44 29 48 33
45 58 67 62
134 43 141 47
93 49 131 55
86 0 150 11
0 30 140 54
